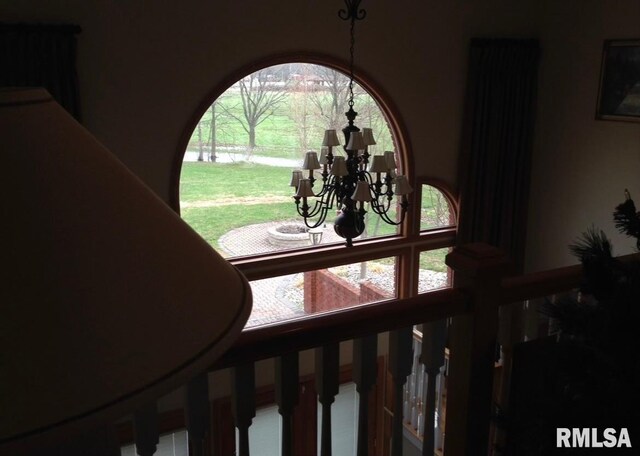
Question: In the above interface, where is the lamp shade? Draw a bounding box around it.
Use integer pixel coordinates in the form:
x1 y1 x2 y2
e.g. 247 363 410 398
321 129 340 147
330 156 348 177
318 147 328 165
352 181 373 202
346 131 365 151
290 170 303 187
302 151 321 170
394 175 414 195
368 155 388 173
384 151 397 170
295 179 315 198
0 88 252 452
361 128 376 146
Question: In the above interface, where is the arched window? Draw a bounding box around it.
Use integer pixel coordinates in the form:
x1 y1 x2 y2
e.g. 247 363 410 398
175 60 457 327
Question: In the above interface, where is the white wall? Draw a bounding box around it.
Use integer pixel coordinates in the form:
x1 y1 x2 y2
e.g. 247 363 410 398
526 0 640 271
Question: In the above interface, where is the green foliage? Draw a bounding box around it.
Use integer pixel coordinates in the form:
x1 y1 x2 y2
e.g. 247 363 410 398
187 63 395 160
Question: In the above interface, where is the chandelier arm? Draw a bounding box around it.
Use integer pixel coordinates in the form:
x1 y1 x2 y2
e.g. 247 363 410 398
369 194 392 216
302 208 329 229
315 176 338 198
376 207 404 226
373 198 410 226
305 198 327 219
308 185 338 218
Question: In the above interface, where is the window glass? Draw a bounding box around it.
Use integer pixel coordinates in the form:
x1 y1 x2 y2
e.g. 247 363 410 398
418 249 451 293
180 63 400 258
247 257 397 327
420 185 454 231
121 430 188 456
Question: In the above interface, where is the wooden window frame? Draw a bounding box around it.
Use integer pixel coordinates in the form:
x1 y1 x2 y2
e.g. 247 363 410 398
170 53 459 321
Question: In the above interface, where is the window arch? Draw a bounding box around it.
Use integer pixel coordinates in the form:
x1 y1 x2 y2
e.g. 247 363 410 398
172 57 456 328
178 61 406 257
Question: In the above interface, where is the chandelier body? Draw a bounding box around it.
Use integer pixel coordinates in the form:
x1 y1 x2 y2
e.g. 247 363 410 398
290 0 412 247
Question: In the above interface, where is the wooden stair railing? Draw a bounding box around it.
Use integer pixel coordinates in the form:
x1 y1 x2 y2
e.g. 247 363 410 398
119 247 640 456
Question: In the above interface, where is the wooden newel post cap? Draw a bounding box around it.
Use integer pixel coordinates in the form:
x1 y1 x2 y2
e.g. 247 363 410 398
445 242 512 280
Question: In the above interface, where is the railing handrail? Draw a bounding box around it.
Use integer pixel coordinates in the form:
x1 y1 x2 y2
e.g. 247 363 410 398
213 287 469 370
501 251 640 303
215 251 640 371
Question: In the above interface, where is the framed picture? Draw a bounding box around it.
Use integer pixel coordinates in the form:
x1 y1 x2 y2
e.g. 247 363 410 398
596 39 640 122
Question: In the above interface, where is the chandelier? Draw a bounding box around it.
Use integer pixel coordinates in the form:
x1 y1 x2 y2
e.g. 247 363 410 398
290 0 412 247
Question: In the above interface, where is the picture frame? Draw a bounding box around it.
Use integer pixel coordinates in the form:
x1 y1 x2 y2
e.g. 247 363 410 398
596 39 640 122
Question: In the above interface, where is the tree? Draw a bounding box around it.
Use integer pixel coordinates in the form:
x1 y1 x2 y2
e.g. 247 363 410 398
307 65 350 132
209 102 216 162
219 66 288 157
196 120 205 161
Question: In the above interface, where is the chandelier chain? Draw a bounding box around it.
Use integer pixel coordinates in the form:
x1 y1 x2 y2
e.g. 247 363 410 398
339 0 366 109
290 0 411 247
348 16 355 108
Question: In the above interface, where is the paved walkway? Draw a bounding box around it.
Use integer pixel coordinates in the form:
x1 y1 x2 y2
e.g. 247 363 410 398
184 150 301 168
219 221 342 327
219 221 343 257
218 221 448 326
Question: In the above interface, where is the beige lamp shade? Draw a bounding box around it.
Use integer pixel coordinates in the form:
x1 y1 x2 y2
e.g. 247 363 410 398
361 128 376 146
384 151 397 170
394 175 414 195
302 151 321 170
290 170 303 187
321 129 340 147
329 156 349 177
318 147 328 165
368 155 388 173
346 131 365 151
352 181 373 202
0 88 252 452
295 178 315 198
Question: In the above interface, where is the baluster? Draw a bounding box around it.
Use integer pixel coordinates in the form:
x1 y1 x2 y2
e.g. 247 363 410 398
134 402 159 456
275 352 299 456
353 334 378 456
315 342 340 456
232 363 256 456
185 372 210 456
444 244 510 455
419 320 447 456
435 363 447 450
388 327 414 456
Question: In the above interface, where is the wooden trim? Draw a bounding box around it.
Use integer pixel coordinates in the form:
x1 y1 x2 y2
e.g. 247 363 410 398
500 252 640 304
232 228 456 281
214 288 468 370
169 51 414 214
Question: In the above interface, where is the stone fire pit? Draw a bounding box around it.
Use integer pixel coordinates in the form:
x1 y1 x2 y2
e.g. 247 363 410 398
267 223 310 248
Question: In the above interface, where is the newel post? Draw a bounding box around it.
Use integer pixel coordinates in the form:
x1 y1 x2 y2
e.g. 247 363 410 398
443 243 511 456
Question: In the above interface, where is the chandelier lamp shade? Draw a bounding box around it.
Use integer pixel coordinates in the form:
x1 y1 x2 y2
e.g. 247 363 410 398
290 0 412 247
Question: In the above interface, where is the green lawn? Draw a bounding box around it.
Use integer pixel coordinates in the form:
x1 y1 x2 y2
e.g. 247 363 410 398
182 203 294 250
179 161 292 202
180 161 449 273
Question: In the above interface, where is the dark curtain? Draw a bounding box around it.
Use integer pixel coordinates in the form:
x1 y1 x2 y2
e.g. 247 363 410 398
457 39 540 272
0 23 81 119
